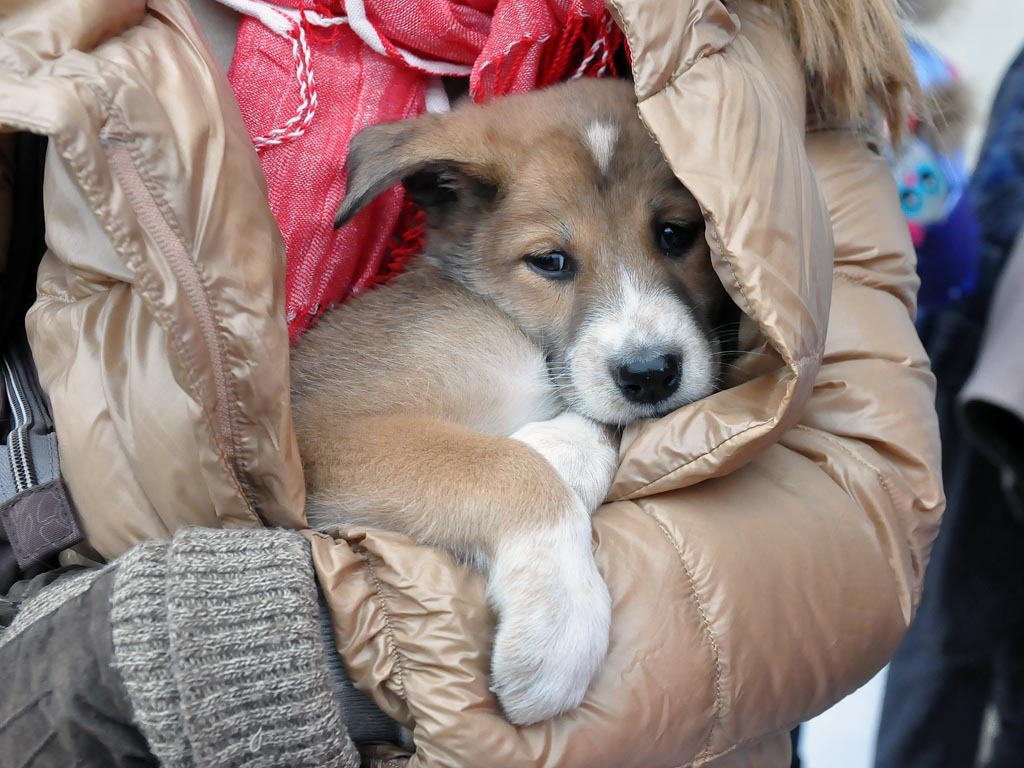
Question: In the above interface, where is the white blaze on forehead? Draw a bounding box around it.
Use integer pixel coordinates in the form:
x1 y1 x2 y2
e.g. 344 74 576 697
583 120 619 175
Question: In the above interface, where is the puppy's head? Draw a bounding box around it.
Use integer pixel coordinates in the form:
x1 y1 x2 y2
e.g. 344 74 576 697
336 78 735 426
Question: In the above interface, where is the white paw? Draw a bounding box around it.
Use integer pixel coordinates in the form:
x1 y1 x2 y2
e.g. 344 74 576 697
510 412 619 513
487 513 612 725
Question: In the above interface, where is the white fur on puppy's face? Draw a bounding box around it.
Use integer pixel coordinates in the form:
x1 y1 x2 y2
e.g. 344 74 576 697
396 79 730 426
583 120 619 176
565 267 717 425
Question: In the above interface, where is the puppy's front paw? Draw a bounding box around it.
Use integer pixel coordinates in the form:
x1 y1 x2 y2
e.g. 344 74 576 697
487 514 611 725
510 412 619 513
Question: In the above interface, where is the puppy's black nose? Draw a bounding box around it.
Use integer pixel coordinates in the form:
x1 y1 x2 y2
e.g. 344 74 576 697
614 354 681 405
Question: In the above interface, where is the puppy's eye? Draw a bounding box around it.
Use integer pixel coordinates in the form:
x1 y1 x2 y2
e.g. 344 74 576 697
657 222 701 257
524 251 576 280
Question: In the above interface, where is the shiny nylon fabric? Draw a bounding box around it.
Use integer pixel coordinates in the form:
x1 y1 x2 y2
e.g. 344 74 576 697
0 0 306 557
0 0 944 765
611 1 832 499
309 2 943 766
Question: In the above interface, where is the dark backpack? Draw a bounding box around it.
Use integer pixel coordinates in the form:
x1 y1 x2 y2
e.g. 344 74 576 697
0 134 82 594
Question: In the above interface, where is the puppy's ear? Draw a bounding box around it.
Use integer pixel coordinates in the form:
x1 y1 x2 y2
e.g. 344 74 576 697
333 116 499 229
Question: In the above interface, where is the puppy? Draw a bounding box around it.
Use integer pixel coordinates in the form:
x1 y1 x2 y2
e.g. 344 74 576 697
290 78 735 726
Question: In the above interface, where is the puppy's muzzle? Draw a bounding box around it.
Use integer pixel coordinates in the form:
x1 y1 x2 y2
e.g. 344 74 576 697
612 352 681 405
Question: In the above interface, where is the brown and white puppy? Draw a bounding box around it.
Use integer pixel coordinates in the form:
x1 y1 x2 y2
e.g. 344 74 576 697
290 78 735 726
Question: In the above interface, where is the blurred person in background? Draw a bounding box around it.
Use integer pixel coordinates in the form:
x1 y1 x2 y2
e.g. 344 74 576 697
874 41 1024 768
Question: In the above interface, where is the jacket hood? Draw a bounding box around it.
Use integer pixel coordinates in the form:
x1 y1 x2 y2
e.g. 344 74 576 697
608 0 832 499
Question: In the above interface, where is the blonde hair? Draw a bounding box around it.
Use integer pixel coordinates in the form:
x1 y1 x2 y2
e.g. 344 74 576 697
759 0 921 141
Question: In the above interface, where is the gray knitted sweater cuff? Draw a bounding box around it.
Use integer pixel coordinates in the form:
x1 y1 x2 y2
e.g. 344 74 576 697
110 527 360 768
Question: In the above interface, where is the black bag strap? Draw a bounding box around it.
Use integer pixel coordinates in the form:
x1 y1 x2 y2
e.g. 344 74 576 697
1 333 82 574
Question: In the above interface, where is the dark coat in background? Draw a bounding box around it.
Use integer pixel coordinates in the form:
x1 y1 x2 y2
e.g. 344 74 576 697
876 45 1024 768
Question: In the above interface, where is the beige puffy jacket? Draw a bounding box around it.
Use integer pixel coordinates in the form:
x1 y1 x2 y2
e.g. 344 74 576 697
0 0 943 765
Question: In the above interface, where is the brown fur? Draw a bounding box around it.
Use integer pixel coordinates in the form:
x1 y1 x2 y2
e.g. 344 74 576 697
290 265 577 557
296 412 580 556
291 80 730 723
293 78 725 557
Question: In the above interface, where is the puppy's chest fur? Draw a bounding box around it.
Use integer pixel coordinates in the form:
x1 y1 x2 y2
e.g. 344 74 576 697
290 264 563 438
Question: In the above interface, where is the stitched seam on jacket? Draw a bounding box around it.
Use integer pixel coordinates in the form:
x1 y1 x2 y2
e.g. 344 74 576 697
702 210 754 317
354 544 408 701
667 422 910 767
628 23 722 101
607 0 721 106
102 137 251 514
43 81 254 527
0 689 52 733
673 728 789 768
621 416 773 499
94 100 256 516
635 501 724 763
833 270 916 316
30 289 76 306
833 270 877 290
834 269 911 293
789 424 903 519
618 343 821 500
651 50 715 104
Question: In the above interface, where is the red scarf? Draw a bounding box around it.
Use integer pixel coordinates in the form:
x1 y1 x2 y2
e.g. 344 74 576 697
226 0 625 340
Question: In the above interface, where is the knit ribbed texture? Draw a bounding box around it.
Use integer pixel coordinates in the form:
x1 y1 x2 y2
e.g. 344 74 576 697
112 539 192 766
110 527 360 768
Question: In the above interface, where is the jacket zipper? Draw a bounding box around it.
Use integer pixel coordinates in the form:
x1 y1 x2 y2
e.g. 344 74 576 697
101 132 252 510
3 355 37 492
